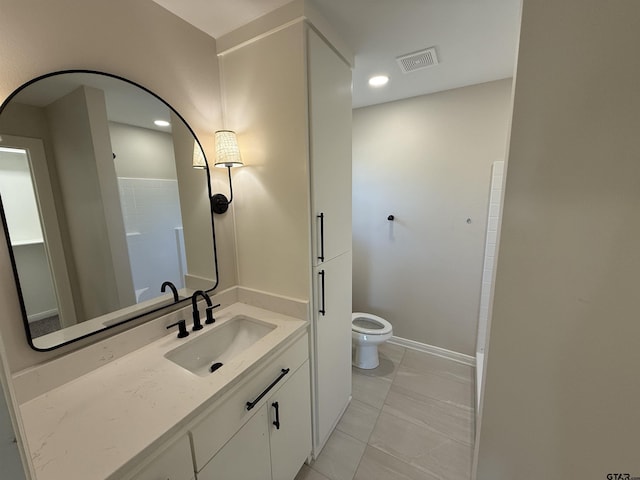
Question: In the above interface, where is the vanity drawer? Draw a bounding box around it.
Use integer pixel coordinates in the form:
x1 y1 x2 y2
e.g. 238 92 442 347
190 333 308 471
129 435 194 480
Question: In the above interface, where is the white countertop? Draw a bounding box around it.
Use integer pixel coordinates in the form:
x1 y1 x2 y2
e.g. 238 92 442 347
19 303 307 480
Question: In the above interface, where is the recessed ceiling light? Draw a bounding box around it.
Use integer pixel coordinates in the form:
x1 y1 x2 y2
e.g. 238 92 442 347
154 120 170 127
368 75 389 87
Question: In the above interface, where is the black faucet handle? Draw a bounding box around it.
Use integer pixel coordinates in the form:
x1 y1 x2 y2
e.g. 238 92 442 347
167 319 189 338
205 304 221 325
192 310 204 331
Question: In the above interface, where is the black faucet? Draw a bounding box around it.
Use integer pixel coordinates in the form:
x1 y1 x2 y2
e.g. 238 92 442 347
161 281 179 303
191 290 212 331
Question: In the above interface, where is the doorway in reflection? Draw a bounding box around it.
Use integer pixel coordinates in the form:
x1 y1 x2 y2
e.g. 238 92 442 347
0 147 60 338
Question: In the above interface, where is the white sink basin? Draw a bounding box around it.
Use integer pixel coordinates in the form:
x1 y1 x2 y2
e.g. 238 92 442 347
165 316 276 376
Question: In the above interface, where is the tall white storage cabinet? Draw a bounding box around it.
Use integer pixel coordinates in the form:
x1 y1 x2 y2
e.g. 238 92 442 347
307 29 353 452
218 12 352 458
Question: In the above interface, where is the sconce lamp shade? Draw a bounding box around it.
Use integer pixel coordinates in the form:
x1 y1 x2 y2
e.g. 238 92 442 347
214 130 243 168
192 142 207 169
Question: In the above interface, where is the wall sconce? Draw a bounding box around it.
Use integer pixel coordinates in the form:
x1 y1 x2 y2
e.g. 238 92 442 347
193 130 243 214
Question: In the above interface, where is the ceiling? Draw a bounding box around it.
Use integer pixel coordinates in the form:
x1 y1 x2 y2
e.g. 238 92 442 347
12 72 172 132
152 0 522 108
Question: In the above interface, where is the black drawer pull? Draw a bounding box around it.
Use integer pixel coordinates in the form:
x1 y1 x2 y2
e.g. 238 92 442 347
246 368 290 411
319 270 326 316
272 401 280 429
317 213 325 262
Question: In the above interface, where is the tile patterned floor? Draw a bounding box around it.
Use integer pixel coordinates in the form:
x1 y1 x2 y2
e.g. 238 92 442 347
296 343 475 480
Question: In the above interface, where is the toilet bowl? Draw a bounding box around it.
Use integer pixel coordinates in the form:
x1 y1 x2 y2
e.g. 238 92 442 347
352 312 393 369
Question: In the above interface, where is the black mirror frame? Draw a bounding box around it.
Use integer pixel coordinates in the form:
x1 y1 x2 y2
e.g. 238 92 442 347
0 69 220 352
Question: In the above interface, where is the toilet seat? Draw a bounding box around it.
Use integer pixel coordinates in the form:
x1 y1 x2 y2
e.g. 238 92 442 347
351 312 392 336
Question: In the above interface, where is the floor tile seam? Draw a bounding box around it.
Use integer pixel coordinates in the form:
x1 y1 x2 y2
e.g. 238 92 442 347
350 393 388 411
386 383 474 413
333 406 381 445
398 351 474 379
354 372 397 384
378 404 474 448
359 393 385 446
429 435 476 459
307 464 332 480
350 442 369 480
394 365 475 387
427 441 475 478
388 347 406 382
360 444 445 480
302 464 331 480
353 371 394 385
368 444 447 480
351 378 393 410
312 428 368 480
374 404 474 451
386 383 475 417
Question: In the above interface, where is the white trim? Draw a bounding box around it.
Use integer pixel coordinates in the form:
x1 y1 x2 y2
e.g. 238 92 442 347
388 336 476 367
26 309 58 323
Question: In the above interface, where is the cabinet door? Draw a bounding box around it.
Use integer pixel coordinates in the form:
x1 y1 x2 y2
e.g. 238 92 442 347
131 435 194 480
308 28 352 266
312 251 352 449
197 405 271 480
0 386 25 480
269 362 312 480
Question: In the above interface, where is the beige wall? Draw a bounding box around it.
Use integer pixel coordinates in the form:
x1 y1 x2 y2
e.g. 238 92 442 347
219 22 312 301
352 79 512 356
476 0 640 477
0 0 231 372
110 123 177 180
171 110 219 289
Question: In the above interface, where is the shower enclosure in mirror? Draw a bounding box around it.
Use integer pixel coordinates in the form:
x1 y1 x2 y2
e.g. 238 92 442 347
0 71 218 351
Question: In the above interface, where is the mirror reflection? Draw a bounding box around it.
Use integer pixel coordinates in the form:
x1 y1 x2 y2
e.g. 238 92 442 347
0 71 216 351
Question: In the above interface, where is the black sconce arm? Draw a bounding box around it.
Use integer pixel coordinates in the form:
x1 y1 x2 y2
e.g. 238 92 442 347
211 166 234 215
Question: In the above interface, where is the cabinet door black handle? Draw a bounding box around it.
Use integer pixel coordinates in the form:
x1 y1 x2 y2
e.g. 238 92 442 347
317 212 325 262
246 368 290 411
272 401 280 429
319 270 326 316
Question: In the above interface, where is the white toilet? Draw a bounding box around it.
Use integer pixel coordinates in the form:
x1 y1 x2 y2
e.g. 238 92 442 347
351 312 393 369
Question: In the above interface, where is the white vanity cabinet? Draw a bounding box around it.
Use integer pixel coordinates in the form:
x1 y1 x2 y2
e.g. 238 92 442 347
197 363 311 480
191 335 311 480
128 435 194 480
267 361 312 480
197 404 271 480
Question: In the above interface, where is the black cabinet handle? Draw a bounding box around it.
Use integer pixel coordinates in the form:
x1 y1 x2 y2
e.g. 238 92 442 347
319 270 326 316
272 401 280 430
317 212 325 262
246 368 290 411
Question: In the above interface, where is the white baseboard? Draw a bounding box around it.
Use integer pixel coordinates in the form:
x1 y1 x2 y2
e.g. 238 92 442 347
388 336 476 367
27 308 58 323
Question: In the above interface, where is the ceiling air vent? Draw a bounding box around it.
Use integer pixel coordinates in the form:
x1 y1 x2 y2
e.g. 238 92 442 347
396 47 439 73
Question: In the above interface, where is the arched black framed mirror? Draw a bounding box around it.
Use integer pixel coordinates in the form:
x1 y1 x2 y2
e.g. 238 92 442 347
0 70 219 351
